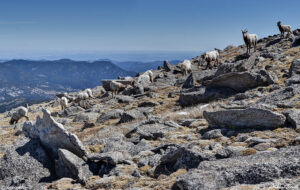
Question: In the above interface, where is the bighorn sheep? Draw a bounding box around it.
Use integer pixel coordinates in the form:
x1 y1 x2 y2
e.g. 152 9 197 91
118 76 134 80
277 21 292 38
137 70 154 84
75 89 94 102
180 60 192 75
53 97 68 110
85 88 94 98
60 97 68 110
110 80 126 98
242 29 258 54
201 50 220 69
9 106 29 125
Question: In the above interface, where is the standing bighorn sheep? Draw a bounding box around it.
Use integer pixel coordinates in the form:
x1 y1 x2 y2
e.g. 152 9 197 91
277 21 292 38
110 80 127 98
180 60 192 76
242 29 258 54
60 97 68 110
201 50 220 69
53 96 69 110
9 106 29 125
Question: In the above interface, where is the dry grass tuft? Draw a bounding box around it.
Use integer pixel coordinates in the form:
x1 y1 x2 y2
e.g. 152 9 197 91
242 148 257 156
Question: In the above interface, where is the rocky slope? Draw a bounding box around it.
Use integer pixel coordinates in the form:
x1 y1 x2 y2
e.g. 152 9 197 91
1 31 300 190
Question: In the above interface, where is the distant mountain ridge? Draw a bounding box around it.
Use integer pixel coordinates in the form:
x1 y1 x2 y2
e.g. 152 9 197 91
114 60 181 73
0 59 136 112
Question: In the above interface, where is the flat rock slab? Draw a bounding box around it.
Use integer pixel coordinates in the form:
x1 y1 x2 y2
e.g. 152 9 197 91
203 108 286 129
96 109 124 123
179 87 236 107
206 70 274 92
173 145 300 190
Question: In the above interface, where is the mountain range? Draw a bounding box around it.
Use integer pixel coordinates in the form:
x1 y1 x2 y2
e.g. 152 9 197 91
0 59 136 112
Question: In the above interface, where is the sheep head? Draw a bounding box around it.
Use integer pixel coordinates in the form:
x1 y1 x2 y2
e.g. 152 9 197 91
277 21 281 26
241 29 248 35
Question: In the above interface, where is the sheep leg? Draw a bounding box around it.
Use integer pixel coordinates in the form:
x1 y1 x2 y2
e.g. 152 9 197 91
247 45 250 54
205 62 209 70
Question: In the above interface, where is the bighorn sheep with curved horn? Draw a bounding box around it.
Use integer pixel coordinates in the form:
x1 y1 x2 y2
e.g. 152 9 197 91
277 21 292 38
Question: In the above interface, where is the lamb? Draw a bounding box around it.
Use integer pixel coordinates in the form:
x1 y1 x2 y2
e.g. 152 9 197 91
110 80 126 98
180 60 192 75
137 70 154 84
201 50 220 69
9 106 29 125
277 21 292 38
241 29 258 54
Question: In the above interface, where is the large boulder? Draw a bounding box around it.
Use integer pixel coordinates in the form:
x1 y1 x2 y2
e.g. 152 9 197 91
55 149 93 183
0 138 53 189
182 74 195 89
172 145 300 190
257 84 300 107
96 109 124 123
287 59 300 85
119 108 153 124
283 110 300 132
89 151 132 166
206 70 275 92
203 108 286 129
23 109 87 160
126 123 176 141
215 53 258 77
163 60 172 72
179 87 236 107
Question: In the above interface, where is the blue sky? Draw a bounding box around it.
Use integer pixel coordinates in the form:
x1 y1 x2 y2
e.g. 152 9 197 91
0 0 299 59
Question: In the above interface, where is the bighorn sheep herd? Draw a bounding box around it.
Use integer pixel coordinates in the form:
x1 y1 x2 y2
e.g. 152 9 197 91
8 21 296 125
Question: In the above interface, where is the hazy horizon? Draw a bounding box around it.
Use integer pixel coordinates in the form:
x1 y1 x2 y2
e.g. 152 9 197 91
0 0 299 58
0 50 200 62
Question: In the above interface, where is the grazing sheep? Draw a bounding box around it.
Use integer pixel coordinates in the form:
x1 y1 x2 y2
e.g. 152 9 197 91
9 106 29 125
180 60 192 76
242 29 258 54
137 70 154 84
85 88 94 98
277 21 292 38
201 50 220 69
110 80 126 98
